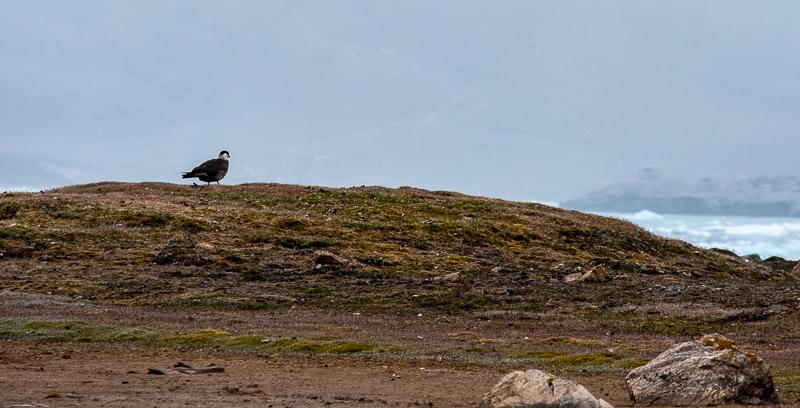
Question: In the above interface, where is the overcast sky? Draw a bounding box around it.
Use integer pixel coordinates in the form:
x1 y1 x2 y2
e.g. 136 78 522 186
2 1 799 201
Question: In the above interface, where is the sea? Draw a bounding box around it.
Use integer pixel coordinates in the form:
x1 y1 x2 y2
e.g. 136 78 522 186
604 210 800 260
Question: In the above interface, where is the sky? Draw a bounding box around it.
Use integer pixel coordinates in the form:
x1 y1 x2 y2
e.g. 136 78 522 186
2 1 800 202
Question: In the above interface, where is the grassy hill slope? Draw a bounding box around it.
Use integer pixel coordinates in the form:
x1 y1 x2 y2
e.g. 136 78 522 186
0 182 796 331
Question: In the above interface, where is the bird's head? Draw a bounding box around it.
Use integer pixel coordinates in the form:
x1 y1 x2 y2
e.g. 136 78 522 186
218 150 231 161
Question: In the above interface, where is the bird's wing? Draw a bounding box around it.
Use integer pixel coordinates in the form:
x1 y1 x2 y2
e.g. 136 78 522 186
190 158 226 175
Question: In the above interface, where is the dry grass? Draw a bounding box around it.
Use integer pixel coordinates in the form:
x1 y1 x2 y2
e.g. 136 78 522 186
0 182 796 328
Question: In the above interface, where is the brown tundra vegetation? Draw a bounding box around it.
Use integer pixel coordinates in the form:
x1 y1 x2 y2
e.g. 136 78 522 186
1 182 799 407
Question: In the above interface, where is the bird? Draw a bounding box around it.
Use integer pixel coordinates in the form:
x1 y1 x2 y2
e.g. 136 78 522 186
182 150 230 185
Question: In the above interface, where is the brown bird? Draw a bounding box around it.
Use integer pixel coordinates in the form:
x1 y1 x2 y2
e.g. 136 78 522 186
182 150 230 185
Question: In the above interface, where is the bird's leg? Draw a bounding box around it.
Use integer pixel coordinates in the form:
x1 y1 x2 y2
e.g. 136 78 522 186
216 181 220 186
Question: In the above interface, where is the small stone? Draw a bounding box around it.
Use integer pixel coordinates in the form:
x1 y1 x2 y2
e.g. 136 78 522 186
153 251 174 265
200 364 225 374
566 265 611 283
223 386 241 394
581 265 610 282
195 242 214 251
639 265 663 274
172 362 225 374
433 272 462 282
312 250 347 267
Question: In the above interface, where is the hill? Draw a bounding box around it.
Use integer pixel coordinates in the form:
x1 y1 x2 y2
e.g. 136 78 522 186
1 182 795 319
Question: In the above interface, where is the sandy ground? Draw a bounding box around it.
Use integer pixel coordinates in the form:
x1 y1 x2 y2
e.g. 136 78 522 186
0 340 502 407
1 292 799 407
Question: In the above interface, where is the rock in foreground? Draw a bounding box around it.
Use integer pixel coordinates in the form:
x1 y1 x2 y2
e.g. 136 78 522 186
626 334 776 406
480 369 613 408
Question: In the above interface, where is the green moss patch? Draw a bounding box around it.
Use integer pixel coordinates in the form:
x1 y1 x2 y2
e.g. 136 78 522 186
0 320 160 343
774 370 800 396
263 338 375 354
0 319 376 355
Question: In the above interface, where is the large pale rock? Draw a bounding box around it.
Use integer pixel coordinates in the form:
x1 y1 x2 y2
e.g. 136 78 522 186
480 369 614 408
626 334 776 406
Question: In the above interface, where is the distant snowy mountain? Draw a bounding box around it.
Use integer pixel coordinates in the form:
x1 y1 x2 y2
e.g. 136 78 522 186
561 174 800 217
